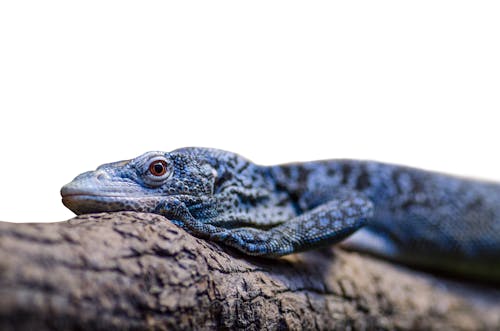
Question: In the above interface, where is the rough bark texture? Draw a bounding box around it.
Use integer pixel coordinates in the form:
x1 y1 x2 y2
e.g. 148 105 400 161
0 212 499 331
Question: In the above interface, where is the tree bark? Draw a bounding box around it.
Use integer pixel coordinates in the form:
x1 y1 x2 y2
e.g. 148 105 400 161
0 212 498 331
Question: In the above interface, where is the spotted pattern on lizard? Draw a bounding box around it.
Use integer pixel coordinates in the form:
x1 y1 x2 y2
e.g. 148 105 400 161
61 147 500 280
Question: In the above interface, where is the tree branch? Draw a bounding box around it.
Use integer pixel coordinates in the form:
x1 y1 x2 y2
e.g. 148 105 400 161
0 212 499 330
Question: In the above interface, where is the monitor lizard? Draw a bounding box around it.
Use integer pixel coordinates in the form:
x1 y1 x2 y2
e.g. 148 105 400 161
61 147 500 281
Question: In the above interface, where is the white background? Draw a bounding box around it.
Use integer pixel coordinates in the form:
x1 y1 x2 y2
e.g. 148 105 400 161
1 1 499 222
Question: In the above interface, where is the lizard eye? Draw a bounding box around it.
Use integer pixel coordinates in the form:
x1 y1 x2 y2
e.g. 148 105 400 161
149 160 168 177
139 153 173 187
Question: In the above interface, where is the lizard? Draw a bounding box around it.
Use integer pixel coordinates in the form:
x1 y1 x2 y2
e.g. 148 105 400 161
61 147 500 281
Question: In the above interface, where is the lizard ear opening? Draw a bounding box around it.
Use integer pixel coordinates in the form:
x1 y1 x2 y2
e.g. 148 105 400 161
210 168 218 180
200 164 218 195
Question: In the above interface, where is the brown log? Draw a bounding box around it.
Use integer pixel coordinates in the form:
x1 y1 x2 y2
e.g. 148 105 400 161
0 212 499 330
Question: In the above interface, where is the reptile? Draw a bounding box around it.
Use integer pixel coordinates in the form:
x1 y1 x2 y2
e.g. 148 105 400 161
61 147 500 281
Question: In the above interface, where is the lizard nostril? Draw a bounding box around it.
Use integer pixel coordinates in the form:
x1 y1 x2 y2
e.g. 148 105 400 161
96 171 107 182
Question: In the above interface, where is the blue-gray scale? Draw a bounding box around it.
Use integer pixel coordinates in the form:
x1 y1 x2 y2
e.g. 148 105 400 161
61 147 500 281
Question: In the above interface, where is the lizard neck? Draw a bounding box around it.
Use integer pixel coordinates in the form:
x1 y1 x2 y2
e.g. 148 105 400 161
267 160 383 210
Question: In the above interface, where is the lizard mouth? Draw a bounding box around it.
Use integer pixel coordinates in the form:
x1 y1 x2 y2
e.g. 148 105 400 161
62 194 162 215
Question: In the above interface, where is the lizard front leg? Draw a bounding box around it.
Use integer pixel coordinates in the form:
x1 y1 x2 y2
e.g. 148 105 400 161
210 191 374 257
154 197 224 235
154 197 258 242
155 193 373 257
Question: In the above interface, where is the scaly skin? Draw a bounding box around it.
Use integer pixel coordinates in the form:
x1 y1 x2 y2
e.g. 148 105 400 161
61 147 500 281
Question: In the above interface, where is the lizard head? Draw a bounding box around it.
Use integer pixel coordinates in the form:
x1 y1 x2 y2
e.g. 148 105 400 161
61 150 217 215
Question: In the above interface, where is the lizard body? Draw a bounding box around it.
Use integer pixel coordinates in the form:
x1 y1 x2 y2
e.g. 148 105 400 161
61 148 500 280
